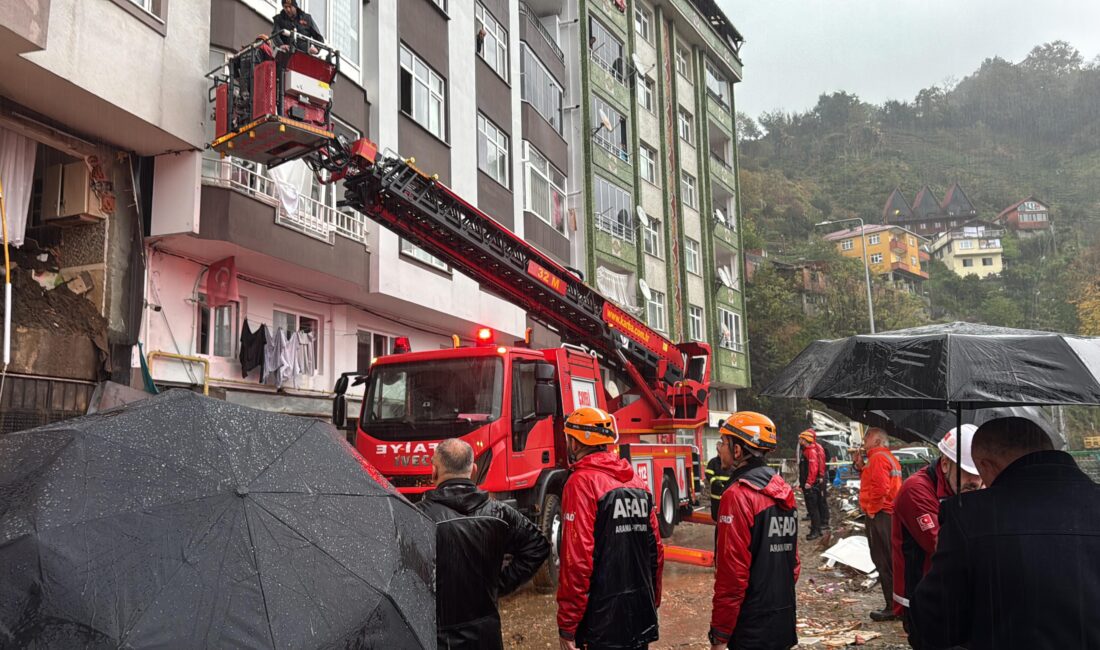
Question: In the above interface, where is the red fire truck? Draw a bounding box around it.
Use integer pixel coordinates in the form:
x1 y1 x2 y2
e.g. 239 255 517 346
209 38 713 588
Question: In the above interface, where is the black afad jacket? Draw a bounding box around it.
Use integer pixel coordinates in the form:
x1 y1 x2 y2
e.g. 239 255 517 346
418 479 551 650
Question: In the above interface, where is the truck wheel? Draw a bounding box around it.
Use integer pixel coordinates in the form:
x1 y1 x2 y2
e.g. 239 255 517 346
658 474 678 538
533 492 562 594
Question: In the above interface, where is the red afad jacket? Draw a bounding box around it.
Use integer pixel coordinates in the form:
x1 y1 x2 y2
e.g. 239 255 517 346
891 463 952 615
556 451 664 648
710 460 800 649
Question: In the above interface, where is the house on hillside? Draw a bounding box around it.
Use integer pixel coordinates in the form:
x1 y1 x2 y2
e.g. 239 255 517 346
773 259 830 315
744 249 769 283
824 224 929 294
996 196 1051 235
882 183 979 237
930 219 1005 278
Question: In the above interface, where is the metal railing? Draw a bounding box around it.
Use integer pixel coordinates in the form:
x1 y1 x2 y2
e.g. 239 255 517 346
201 157 370 248
590 49 626 84
519 1 564 63
593 130 630 162
595 211 636 243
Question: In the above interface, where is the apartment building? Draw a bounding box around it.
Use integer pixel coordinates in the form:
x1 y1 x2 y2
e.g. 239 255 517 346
825 224 929 293
1 0 211 430
565 0 749 432
930 220 1005 279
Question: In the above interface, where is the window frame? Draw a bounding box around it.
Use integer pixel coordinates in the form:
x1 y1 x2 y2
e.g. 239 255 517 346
719 308 743 351
634 3 653 43
592 95 630 161
689 305 705 341
521 45 564 133
589 16 625 84
523 142 567 235
841 239 854 251
306 0 362 71
868 233 881 245
870 252 884 264
400 44 447 141
638 75 656 113
477 113 510 187
110 0 167 35
685 237 701 274
704 59 730 106
638 142 658 185
400 238 451 272
196 294 239 359
681 171 697 208
475 3 509 81
647 289 668 333
272 308 322 374
643 217 662 258
594 175 634 242
676 45 690 77
678 108 694 145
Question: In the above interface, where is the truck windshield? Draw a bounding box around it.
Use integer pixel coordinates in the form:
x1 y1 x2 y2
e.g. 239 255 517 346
363 357 504 440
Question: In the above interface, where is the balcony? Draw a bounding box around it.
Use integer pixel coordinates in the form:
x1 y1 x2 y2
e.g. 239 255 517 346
201 158 370 249
519 1 563 63
709 155 736 191
890 238 907 254
595 211 635 243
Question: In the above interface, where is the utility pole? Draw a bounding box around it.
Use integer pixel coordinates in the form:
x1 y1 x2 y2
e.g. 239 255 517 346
816 217 876 334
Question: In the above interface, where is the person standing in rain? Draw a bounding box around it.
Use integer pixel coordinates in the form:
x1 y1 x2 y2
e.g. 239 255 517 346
706 440 733 522
556 407 663 650
271 0 323 52
891 425 983 646
708 412 799 650
911 417 1100 650
859 427 903 622
418 439 550 650
798 429 830 540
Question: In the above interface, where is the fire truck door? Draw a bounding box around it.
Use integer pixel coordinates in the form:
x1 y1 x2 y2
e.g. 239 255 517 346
508 360 557 486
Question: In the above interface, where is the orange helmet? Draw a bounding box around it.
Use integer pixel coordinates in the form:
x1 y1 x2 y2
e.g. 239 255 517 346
799 429 816 445
564 407 619 446
720 411 778 452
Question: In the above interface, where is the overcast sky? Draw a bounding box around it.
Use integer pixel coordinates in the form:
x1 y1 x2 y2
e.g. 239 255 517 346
719 0 1100 120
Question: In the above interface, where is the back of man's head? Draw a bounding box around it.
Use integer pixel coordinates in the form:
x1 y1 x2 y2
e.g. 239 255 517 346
972 417 1053 485
865 428 888 449
433 438 475 483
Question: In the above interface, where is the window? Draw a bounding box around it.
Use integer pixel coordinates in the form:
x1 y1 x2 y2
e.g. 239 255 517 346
521 45 563 132
477 113 509 186
934 221 943 229
911 256 918 267
685 238 701 274
307 0 361 68
400 45 446 140
841 239 853 251
719 308 742 351
678 108 694 144
196 295 238 358
594 176 634 242
647 289 667 332
357 330 399 372
634 4 652 42
643 217 662 257
475 3 508 80
273 309 320 374
639 143 657 184
589 17 625 83
431 0 447 11
401 239 450 271
958 239 974 250
689 305 705 341
705 60 729 106
908 236 916 246
982 257 994 266
676 45 690 77
870 253 883 264
523 142 567 234
962 258 974 268
639 76 655 113
868 234 880 245
113 0 166 33
592 95 629 160
681 171 697 208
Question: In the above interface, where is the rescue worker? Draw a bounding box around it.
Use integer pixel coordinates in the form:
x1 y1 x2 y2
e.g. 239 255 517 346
271 0 323 52
858 427 902 622
891 424 982 644
708 412 800 650
418 439 551 650
706 442 732 522
798 429 830 540
557 407 663 650
911 417 1100 650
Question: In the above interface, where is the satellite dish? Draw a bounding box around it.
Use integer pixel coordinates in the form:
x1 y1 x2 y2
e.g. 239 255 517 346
636 205 649 226
599 109 613 132
714 208 727 225
718 267 733 288
639 278 653 302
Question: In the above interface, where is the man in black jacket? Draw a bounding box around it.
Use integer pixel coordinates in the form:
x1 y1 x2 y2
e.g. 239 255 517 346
910 417 1100 650
418 439 550 650
271 0 323 51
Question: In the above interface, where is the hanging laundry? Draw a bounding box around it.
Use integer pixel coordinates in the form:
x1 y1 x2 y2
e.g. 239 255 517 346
262 324 279 385
273 327 300 389
239 319 267 379
296 329 316 376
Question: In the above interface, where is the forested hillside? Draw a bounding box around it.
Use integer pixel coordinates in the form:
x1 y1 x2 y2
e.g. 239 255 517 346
735 41 1100 448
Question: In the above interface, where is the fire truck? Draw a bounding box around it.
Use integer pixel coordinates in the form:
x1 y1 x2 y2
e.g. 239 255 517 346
208 34 713 587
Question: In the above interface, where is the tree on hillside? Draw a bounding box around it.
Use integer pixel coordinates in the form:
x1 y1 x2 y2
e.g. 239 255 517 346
736 111 762 142
1021 40 1084 74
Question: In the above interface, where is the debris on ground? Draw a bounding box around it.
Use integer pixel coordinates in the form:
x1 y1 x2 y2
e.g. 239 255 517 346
821 536 876 574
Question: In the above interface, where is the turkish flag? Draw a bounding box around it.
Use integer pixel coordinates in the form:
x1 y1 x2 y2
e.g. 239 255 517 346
205 256 239 307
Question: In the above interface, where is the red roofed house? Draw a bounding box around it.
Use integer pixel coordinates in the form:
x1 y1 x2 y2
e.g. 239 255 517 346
996 197 1051 235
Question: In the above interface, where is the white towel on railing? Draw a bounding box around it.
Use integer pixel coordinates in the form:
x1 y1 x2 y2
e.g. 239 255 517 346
268 160 311 216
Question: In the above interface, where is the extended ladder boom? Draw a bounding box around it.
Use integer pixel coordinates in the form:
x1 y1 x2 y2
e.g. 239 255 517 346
339 144 687 387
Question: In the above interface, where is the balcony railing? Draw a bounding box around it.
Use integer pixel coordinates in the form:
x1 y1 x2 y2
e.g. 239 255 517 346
201 157 370 248
595 211 636 243
593 130 630 162
519 1 564 63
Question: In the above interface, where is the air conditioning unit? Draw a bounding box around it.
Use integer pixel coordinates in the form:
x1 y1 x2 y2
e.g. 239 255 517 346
42 162 109 225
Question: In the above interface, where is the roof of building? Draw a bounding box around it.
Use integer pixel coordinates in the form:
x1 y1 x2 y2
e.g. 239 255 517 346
940 182 977 217
823 224 929 242
882 188 913 223
996 195 1048 220
911 185 941 219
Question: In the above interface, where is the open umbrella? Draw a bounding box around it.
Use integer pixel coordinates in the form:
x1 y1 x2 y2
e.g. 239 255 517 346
0 390 435 649
827 405 1063 447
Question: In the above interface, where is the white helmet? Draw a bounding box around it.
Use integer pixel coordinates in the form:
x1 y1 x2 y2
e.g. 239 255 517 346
938 424 979 475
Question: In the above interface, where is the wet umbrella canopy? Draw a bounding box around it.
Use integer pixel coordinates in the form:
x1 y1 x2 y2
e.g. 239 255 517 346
828 405 1063 447
763 322 1100 410
0 390 435 649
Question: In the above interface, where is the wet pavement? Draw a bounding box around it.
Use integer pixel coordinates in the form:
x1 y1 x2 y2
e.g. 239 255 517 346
500 500 909 648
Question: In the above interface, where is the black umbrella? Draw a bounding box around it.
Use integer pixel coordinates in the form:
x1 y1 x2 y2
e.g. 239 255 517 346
827 405 1064 447
0 390 435 649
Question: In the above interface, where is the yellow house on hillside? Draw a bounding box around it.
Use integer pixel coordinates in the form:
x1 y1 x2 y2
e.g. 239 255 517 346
824 224 929 292
930 220 1005 278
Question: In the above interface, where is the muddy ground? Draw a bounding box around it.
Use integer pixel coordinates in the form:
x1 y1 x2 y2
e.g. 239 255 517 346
501 492 908 649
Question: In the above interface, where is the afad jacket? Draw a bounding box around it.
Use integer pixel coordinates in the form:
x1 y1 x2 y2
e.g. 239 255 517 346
418 479 551 650
798 441 827 489
557 451 664 649
710 459 801 650
891 462 953 616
